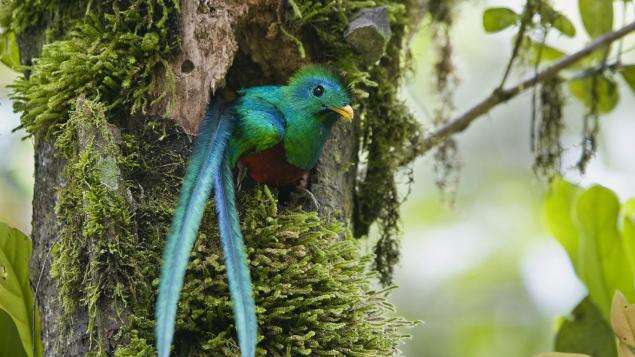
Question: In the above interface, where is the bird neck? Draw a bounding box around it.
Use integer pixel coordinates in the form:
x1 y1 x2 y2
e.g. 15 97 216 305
279 90 336 170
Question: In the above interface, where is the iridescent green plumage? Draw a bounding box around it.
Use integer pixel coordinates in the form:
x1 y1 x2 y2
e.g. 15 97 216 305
229 65 352 170
156 66 352 356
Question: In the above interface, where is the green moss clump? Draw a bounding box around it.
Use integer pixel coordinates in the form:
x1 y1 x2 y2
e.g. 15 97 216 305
114 329 154 357
51 98 139 352
119 186 414 356
6 0 89 42
10 0 180 137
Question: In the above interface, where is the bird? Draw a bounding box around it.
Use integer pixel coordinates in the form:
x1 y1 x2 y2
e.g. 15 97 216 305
155 65 354 357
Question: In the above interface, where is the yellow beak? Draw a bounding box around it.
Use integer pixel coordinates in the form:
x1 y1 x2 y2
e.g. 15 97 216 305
330 105 354 121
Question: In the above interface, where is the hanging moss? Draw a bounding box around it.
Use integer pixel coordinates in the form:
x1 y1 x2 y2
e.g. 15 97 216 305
532 77 565 179
427 1 462 206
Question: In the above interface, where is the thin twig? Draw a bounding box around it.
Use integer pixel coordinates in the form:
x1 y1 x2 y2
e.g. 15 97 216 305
571 61 625 80
420 20 635 153
618 0 628 64
498 2 534 89
530 27 549 153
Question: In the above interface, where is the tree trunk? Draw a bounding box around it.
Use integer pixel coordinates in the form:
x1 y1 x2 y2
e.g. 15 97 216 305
14 0 420 355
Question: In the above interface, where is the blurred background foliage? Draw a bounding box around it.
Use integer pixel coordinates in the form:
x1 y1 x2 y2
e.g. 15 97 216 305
0 64 29 234
391 0 635 355
0 0 634 356
0 222 41 357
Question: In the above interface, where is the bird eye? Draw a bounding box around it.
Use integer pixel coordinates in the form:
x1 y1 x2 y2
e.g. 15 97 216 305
313 85 324 97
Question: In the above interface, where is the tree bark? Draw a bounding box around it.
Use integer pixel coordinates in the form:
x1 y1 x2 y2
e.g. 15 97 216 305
20 16 81 355
30 138 74 355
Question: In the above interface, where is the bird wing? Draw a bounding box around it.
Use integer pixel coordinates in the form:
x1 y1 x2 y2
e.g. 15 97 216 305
228 94 286 165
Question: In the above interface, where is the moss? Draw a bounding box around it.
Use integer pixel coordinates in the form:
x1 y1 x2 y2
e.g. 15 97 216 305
114 329 154 357
118 186 414 355
51 98 139 353
532 77 564 179
427 1 462 205
8 0 89 43
10 0 180 137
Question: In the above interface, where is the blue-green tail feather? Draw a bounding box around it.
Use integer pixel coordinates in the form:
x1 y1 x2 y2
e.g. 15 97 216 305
214 155 257 357
155 101 235 357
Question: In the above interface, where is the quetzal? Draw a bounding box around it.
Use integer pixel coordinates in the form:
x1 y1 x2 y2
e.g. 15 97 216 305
155 65 354 357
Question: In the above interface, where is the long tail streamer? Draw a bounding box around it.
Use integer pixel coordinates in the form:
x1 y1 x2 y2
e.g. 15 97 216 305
214 155 257 356
156 102 256 357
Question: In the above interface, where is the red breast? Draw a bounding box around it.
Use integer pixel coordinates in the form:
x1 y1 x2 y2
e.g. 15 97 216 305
239 143 308 187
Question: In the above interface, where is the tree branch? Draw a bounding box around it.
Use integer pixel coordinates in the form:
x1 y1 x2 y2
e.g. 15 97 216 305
420 20 635 153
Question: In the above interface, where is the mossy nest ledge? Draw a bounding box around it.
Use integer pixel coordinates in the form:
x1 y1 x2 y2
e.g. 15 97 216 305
133 186 414 356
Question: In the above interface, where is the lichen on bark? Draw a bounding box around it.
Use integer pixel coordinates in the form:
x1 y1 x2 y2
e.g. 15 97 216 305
6 0 424 354
52 98 139 353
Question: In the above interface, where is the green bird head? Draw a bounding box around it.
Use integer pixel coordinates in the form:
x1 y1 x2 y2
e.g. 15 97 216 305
285 65 354 121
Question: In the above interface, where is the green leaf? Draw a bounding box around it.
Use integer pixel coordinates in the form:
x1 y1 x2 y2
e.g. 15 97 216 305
0 310 28 357
575 186 634 319
0 31 20 71
483 7 519 33
569 75 620 114
527 40 568 65
552 12 577 37
540 4 577 38
544 182 635 321
543 178 581 267
525 38 595 69
622 199 635 282
555 297 617 357
579 0 614 39
619 65 635 93
0 222 42 357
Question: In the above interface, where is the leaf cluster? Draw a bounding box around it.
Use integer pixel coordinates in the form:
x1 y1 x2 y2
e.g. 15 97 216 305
483 0 635 115
544 179 635 355
0 222 42 357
